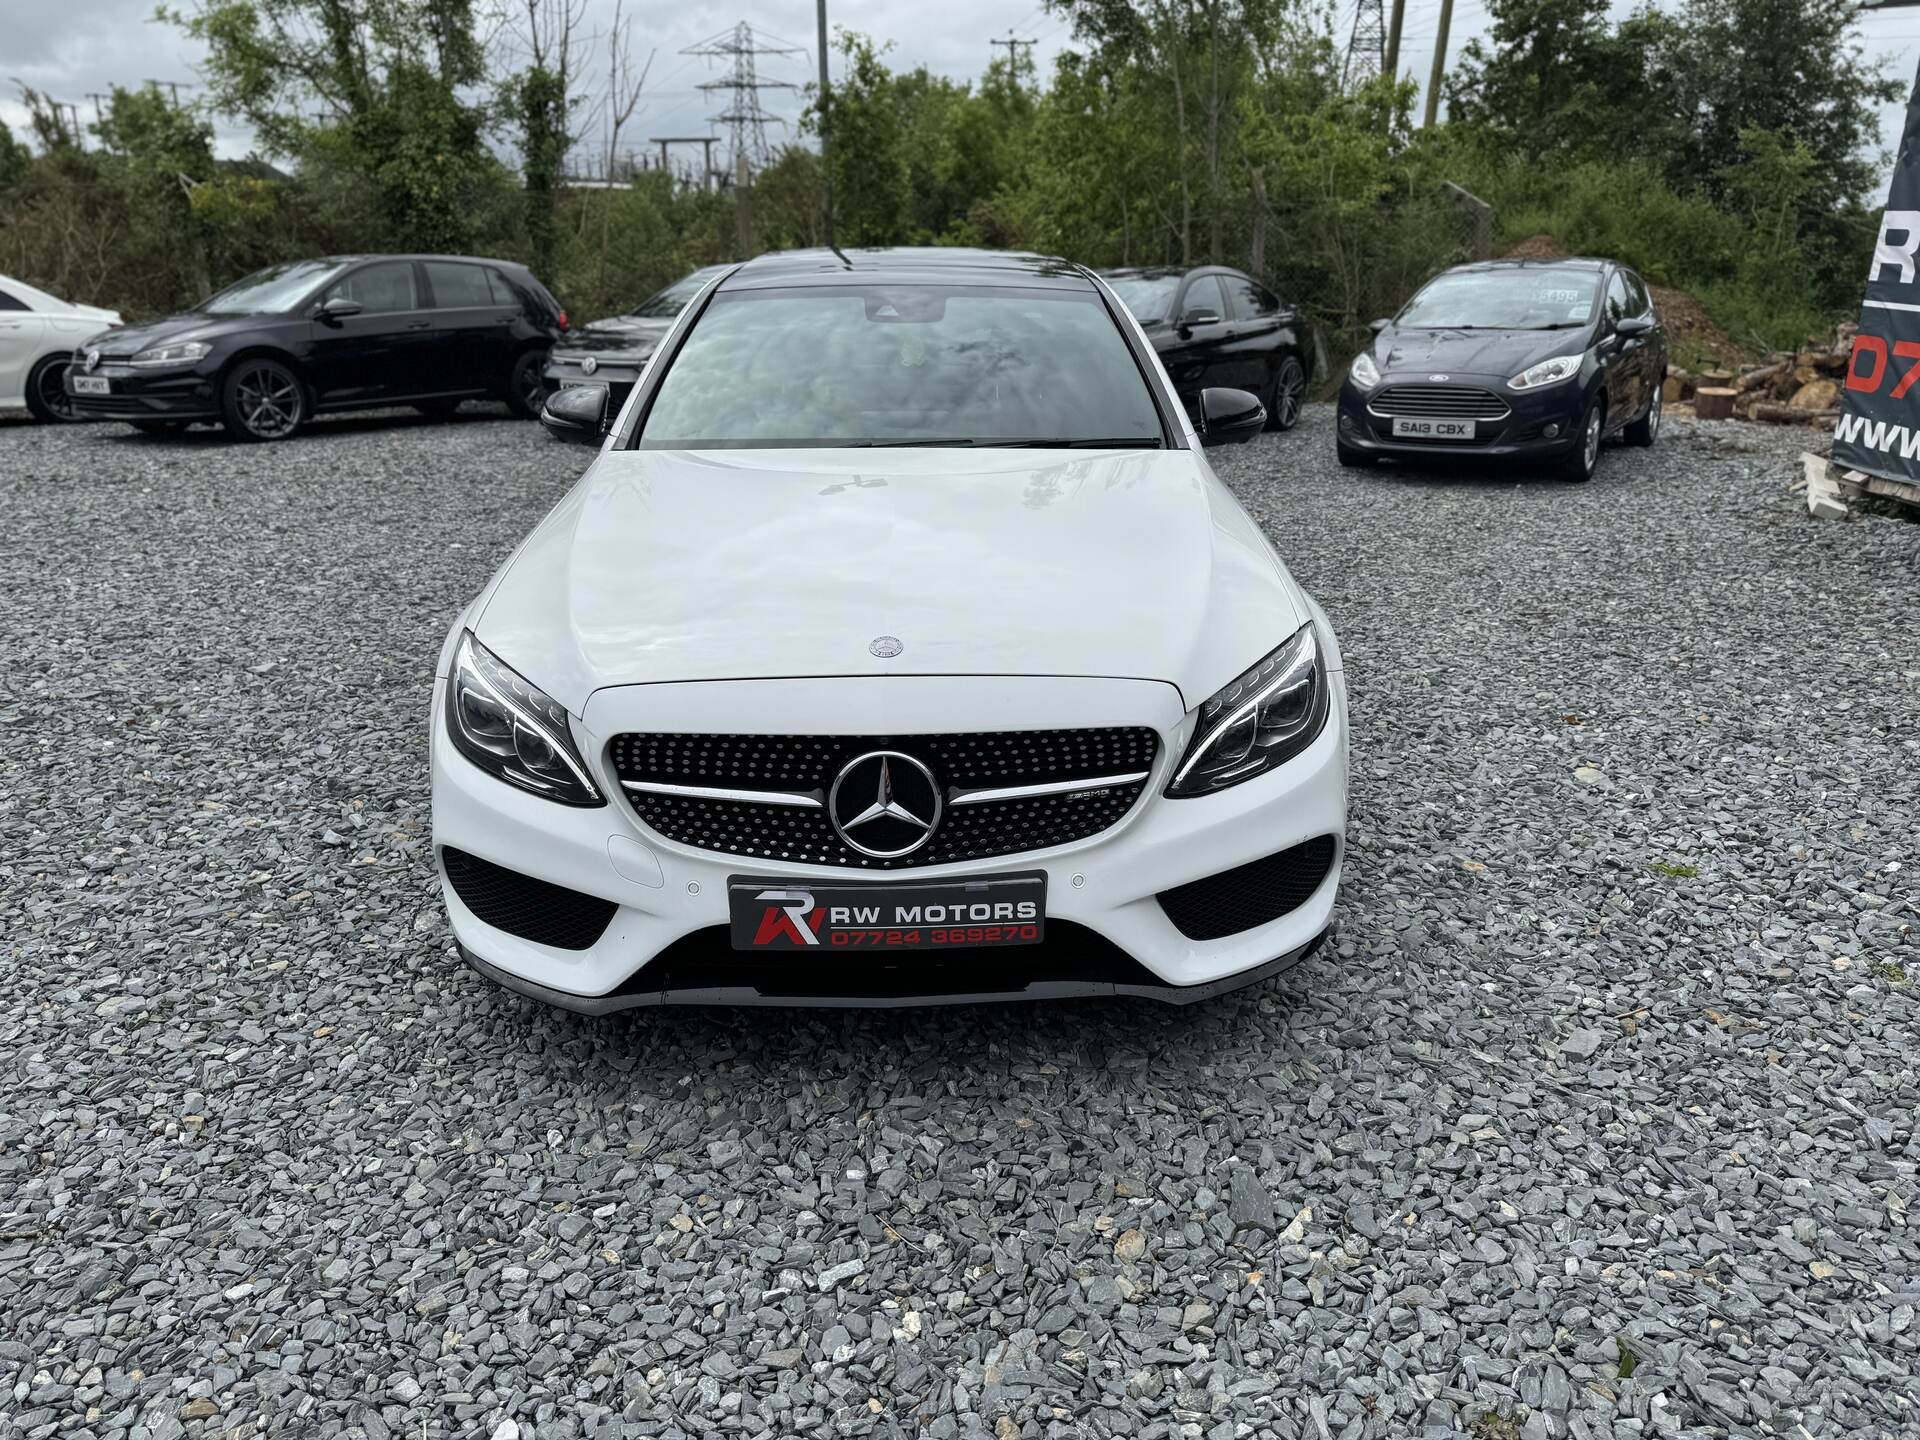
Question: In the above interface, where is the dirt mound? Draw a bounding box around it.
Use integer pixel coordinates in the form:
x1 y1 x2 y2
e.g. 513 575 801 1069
1499 234 1751 369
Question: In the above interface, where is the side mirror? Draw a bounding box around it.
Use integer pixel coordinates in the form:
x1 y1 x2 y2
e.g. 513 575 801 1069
540 384 607 445
1196 386 1265 448
318 296 363 322
1180 307 1223 329
1368 318 1390 334
1615 314 1654 337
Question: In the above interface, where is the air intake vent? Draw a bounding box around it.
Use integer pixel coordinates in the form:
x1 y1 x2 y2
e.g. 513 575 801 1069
442 848 617 950
1156 835 1337 941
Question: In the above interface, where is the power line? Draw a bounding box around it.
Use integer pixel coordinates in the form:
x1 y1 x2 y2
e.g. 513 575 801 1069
1344 0 1388 87
990 31 1038 73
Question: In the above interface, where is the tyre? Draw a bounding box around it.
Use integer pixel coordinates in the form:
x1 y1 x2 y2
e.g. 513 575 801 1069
507 351 546 419
1336 438 1377 468
413 398 463 418
128 420 188 436
219 358 306 442
23 355 80 423
1265 355 1307 432
1554 399 1605 483
1623 381 1661 447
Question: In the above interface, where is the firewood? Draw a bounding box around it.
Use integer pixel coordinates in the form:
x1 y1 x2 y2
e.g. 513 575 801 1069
1694 386 1737 420
1749 402 1840 426
1734 362 1787 392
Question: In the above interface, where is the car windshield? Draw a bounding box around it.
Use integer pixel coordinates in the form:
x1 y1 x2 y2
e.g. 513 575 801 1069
1398 267 1600 330
197 259 351 316
630 271 717 319
636 284 1165 448
1104 274 1182 325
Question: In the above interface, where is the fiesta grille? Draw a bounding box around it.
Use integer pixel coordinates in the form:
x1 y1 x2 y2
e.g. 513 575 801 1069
1156 835 1337 941
1368 384 1511 420
609 728 1159 869
442 847 617 950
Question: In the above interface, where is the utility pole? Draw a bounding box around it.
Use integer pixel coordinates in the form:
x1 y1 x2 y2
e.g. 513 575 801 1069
817 0 833 247
1424 0 1455 127
1342 0 1387 89
736 151 753 257
989 32 1037 75
86 92 109 125
1384 0 1407 78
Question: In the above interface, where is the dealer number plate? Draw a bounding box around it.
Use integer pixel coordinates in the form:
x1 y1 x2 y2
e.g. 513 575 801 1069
71 376 110 395
1392 417 1474 439
728 872 1045 951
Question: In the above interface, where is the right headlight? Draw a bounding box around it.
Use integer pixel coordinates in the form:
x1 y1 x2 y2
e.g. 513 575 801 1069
1508 354 1582 390
129 340 211 368
444 631 603 807
1348 351 1381 390
1166 623 1329 797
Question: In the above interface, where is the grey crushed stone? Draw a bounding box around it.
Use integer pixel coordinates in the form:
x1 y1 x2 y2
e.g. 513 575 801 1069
0 404 1915 1439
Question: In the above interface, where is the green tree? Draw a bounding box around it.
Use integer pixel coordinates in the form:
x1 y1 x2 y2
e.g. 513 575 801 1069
0 120 28 190
169 0 495 250
810 32 909 246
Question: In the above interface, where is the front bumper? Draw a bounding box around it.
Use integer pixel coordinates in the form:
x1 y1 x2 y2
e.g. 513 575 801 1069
65 362 221 421
1336 373 1585 462
432 667 1349 1010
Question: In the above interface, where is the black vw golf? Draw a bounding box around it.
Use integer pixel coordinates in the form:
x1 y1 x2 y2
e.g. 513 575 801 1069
65 254 565 441
1335 258 1665 482
1102 265 1321 431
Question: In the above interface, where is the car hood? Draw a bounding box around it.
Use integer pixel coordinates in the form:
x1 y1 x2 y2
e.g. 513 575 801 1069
473 447 1305 714
94 311 263 352
562 316 673 358
1375 325 1589 378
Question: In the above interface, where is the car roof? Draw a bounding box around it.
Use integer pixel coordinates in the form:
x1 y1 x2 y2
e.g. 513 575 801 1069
721 247 1094 292
1099 265 1240 281
319 254 534 269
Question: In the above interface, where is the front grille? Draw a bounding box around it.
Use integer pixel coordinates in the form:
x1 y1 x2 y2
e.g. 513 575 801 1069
442 847 617 950
1157 835 1337 941
1369 384 1511 420
609 728 1159 869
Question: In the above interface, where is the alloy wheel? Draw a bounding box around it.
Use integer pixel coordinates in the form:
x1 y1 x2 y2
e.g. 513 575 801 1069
518 358 544 415
1649 385 1662 439
37 361 78 421
1272 359 1305 429
1584 408 1602 473
234 365 301 438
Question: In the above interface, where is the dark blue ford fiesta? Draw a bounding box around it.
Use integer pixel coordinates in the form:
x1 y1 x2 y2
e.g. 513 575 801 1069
1335 258 1667 483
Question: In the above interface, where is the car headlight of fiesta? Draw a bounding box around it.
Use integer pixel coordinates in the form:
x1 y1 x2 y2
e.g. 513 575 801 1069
1348 351 1381 390
1508 354 1582 391
129 340 211 368
1167 623 1329 797
445 631 603 806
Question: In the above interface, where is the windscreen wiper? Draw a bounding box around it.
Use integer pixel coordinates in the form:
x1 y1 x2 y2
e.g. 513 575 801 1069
845 438 983 447
978 438 1164 448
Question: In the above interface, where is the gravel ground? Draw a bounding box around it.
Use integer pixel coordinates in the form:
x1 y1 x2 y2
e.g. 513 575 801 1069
1 403 1916 1440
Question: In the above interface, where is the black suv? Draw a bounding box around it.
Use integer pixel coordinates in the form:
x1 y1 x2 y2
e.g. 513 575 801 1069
1101 265 1322 431
65 254 566 441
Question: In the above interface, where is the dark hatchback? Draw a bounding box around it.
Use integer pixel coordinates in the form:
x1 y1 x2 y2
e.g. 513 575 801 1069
542 264 730 418
1101 265 1322 431
1336 258 1666 482
65 254 566 441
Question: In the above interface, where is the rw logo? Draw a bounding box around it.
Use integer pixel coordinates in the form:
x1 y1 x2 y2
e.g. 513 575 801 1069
751 889 823 946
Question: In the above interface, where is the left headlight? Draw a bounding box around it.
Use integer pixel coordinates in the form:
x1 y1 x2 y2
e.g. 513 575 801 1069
129 340 212 368
1167 623 1329 797
1508 354 1582 391
445 631 603 807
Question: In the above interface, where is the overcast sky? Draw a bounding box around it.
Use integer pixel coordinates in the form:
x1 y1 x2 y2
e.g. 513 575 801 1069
1 0 1913 181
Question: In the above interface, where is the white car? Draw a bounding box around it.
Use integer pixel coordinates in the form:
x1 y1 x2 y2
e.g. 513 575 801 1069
432 248 1348 1010
0 274 121 421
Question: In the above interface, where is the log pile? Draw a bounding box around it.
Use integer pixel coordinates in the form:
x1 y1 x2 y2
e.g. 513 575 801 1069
1663 326 1855 428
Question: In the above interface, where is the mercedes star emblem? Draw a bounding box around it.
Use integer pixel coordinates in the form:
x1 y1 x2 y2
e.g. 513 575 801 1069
828 751 941 859
84 349 101 373
581 356 598 375
869 635 903 658
1428 373 1450 382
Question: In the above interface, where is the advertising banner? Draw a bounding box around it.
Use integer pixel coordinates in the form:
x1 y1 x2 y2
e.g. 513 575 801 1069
1835 61 1920 481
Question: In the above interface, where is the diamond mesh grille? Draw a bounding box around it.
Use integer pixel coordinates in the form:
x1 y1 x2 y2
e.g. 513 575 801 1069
608 728 1158 869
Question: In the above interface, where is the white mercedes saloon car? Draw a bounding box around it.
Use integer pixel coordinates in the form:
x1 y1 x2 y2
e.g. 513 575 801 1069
0 274 121 422
431 248 1348 1010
